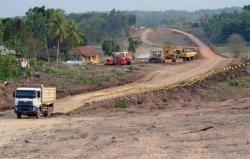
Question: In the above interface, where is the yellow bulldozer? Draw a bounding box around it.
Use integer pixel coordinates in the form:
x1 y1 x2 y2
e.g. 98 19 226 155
149 44 198 63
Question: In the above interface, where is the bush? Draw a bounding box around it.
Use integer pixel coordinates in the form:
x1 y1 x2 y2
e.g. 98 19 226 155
114 102 129 109
115 70 128 77
0 56 21 80
127 65 134 72
228 78 250 88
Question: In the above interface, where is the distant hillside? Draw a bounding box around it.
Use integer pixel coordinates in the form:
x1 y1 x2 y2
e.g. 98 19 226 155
67 7 242 44
68 10 136 43
128 7 242 27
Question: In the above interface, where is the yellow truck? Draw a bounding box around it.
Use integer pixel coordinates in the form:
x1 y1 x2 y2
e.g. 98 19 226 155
149 44 198 63
163 44 198 63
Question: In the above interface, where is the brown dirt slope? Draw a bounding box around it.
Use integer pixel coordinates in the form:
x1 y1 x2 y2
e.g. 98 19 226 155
1 67 250 159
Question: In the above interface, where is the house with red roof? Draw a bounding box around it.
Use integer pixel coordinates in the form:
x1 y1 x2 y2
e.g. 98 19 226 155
70 46 101 64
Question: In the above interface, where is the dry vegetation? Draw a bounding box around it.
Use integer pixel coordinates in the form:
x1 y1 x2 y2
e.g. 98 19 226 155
0 62 147 111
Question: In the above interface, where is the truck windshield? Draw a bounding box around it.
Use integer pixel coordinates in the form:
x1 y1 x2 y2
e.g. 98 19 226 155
16 90 37 98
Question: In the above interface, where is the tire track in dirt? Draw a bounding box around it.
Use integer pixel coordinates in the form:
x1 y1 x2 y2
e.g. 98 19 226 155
138 134 168 159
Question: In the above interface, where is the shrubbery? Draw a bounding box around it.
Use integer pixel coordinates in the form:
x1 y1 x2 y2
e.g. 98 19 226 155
0 56 21 80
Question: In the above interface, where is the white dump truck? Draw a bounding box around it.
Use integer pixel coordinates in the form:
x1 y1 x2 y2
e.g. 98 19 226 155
13 85 56 119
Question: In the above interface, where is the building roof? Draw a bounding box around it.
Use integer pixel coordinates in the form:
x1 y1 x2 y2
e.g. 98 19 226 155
71 46 100 57
0 46 17 56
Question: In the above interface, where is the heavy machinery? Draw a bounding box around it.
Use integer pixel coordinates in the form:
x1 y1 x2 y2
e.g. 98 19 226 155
149 48 164 63
149 44 198 63
105 52 133 65
163 44 198 63
13 85 56 119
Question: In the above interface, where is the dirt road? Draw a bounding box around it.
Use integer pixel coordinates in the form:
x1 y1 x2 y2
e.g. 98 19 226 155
1 94 250 159
0 28 232 114
53 28 232 113
0 28 244 159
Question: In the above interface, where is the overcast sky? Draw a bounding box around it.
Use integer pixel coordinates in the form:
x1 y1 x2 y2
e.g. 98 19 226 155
0 0 249 18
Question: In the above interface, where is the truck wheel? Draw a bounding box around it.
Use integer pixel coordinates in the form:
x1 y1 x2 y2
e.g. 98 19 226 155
46 108 51 117
172 59 176 63
36 109 42 119
17 113 21 119
49 107 53 116
43 107 53 117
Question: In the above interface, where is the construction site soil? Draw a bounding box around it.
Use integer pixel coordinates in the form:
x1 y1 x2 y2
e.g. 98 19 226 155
1 28 249 159
70 65 250 115
1 66 250 159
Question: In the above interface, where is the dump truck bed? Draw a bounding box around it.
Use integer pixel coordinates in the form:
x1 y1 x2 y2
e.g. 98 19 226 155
179 52 198 58
42 87 56 104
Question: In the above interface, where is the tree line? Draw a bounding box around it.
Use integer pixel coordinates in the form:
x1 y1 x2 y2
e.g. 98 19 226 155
68 9 136 43
124 7 241 27
201 5 250 44
0 6 85 61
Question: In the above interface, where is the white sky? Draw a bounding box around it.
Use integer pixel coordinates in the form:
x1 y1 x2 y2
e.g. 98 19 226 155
0 0 249 18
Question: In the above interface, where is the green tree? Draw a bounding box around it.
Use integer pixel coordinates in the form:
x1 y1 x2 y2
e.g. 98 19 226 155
25 6 55 60
102 40 120 56
240 9 250 41
49 10 67 61
128 36 139 57
68 10 136 43
65 20 83 49
2 18 33 58
0 21 3 44
243 5 250 11
25 6 52 44
227 34 246 58
0 56 21 80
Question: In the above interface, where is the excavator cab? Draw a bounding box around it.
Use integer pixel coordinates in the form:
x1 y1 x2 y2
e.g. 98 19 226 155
163 44 180 63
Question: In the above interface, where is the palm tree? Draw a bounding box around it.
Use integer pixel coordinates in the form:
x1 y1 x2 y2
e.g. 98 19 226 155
49 10 67 61
65 20 82 49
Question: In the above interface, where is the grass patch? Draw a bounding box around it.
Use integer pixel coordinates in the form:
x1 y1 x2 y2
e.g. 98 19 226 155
29 61 137 92
216 46 250 57
85 78 103 87
228 77 250 88
115 70 128 77
114 102 129 109
0 55 22 81
200 86 232 100
199 76 250 101
47 68 74 78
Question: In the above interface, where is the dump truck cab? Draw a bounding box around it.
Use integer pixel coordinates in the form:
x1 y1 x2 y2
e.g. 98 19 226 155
13 85 56 119
14 87 42 116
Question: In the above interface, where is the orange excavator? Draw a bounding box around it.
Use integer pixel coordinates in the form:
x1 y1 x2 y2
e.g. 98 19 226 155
105 52 133 65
